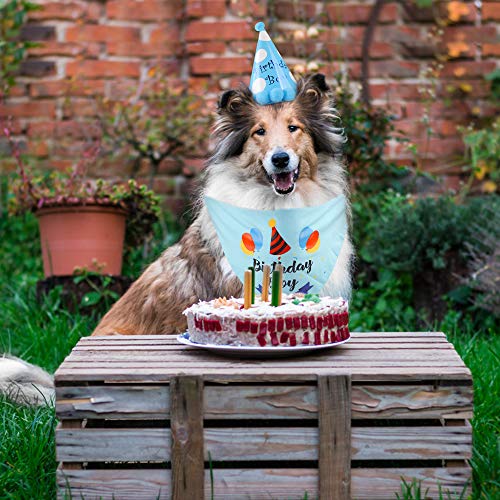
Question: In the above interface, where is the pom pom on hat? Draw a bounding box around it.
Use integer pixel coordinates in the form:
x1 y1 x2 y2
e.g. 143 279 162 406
250 22 297 105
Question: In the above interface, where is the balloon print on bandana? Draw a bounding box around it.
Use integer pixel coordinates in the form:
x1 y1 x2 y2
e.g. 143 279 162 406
299 226 321 254
240 227 264 255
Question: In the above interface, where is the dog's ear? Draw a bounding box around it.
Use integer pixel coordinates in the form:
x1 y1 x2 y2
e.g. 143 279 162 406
218 88 253 115
294 74 343 155
296 74 330 108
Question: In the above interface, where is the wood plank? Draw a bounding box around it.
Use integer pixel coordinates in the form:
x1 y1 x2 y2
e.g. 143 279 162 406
54 366 472 383
57 467 471 500
206 426 472 461
318 375 351 499
56 427 170 462
56 385 170 420
55 383 473 420
170 376 204 500
77 332 448 343
66 349 463 363
55 425 472 462
72 343 454 355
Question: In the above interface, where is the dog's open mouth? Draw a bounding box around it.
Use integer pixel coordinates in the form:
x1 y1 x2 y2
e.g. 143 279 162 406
266 167 300 195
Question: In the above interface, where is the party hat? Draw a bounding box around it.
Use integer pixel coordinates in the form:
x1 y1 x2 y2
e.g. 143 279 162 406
250 22 297 105
269 218 291 255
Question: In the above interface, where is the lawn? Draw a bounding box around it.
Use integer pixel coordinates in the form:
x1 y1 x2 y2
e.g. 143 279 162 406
0 213 498 499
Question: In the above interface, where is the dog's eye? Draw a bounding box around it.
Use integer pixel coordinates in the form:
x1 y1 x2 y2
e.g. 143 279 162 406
254 128 266 136
288 125 299 133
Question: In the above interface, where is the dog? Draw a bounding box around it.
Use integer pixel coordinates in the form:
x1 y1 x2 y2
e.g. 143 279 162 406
1 74 353 405
92 73 353 336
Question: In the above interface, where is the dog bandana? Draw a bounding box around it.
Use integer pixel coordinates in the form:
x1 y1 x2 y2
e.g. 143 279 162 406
205 195 347 295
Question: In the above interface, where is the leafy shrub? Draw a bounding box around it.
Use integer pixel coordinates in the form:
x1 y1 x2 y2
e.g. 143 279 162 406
333 73 409 194
461 115 499 196
0 0 39 97
98 69 213 185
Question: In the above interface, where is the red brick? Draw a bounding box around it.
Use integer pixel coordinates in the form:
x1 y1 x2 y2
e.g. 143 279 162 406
27 140 50 157
187 42 226 55
185 21 253 42
403 101 470 120
434 120 460 137
66 60 141 78
323 42 392 60
8 85 28 98
30 80 106 98
107 0 183 21
26 121 56 138
370 60 420 78
107 41 181 57
370 83 422 101
29 41 101 58
188 77 221 93
29 1 101 21
232 41 267 56
483 43 500 56
229 0 267 18
321 61 351 77
326 2 398 24
441 61 497 78
375 25 421 44
65 25 140 43
0 101 56 119
439 79 491 99
187 0 226 17
443 26 498 44
274 1 319 21
61 98 98 119
483 2 500 21
149 24 181 44
190 56 251 75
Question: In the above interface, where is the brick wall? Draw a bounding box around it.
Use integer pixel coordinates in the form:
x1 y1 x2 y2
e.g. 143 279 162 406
1 0 499 210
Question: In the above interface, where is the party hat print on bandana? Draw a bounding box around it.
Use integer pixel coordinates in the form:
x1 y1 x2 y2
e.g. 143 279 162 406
250 22 297 105
269 218 291 256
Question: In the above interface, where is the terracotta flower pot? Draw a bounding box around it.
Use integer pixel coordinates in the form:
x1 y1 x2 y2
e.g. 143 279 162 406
36 205 127 277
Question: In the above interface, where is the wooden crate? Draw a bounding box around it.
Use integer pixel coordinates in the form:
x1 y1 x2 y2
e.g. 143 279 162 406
55 332 473 499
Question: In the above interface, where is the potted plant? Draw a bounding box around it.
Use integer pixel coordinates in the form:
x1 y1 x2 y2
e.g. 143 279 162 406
5 128 160 277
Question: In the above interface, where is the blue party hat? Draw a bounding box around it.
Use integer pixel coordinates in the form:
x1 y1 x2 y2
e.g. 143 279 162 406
250 22 297 105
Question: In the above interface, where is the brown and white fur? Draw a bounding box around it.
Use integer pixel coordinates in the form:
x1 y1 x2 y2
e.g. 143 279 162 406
92 74 353 336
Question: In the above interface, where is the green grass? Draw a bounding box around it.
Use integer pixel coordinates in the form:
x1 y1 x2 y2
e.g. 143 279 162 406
0 213 498 499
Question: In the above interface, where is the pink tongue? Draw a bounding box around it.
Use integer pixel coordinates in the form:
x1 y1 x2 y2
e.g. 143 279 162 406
272 172 294 191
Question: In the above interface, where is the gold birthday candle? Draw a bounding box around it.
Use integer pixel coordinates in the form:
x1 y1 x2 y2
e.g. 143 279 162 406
244 270 252 309
261 264 271 302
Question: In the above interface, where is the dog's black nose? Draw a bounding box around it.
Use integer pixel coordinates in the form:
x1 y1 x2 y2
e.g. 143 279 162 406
271 152 290 168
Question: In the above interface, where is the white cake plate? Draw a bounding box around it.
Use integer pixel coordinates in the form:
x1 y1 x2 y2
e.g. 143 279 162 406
177 332 350 359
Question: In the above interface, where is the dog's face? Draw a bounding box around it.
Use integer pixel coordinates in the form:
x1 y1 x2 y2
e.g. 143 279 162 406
211 74 343 197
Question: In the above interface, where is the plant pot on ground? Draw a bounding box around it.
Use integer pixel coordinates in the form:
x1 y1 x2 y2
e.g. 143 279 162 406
5 131 161 278
36 204 127 276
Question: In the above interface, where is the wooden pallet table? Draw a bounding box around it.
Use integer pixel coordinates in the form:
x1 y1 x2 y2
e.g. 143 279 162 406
55 331 473 499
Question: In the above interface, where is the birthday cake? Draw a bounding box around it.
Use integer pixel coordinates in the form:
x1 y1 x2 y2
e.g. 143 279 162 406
183 293 349 347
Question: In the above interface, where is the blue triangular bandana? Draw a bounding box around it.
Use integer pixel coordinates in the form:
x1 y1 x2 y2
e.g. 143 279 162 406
205 196 347 295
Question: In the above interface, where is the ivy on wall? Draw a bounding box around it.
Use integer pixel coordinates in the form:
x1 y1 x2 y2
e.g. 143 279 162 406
0 0 39 98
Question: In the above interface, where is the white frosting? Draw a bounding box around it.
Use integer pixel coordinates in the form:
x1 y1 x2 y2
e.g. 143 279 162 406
184 294 347 320
183 294 349 347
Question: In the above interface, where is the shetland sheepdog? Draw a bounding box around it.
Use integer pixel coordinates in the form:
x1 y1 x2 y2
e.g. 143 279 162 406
92 73 353 336
0 74 354 404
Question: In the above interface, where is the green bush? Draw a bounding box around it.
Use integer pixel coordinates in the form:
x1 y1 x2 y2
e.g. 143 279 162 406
362 194 472 273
